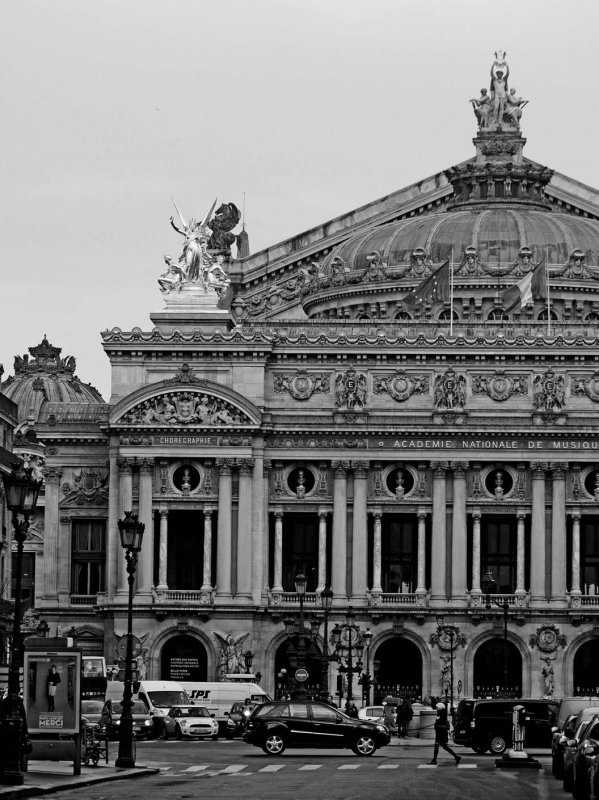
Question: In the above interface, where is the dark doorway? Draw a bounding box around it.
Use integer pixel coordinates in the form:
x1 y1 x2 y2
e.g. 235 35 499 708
274 636 322 700
473 639 522 698
160 634 207 681
381 515 417 593
573 640 599 695
167 510 204 589
373 637 422 701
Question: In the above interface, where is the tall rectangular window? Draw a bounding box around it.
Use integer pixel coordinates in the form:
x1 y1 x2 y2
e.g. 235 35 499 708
11 553 35 608
581 518 599 595
482 516 517 593
71 520 106 595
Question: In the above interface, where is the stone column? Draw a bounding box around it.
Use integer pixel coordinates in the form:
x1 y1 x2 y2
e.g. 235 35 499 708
201 508 213 592
530 462 547 603
332 461 348 599
137 458 154 597
471 508 481 595
431 462 448 601
516 510 526 595
550 463 567 605
571 509 581 596
450 462 468 602
317 509 328 592
351 461 368 601
116 457 133 596
216 459 233 598
157 506 168 589
106 437 121 600
236 459 254 599
272 509 283 592
43 467 62 600
371 509 383 593
251 440 265 604
416 507 427 595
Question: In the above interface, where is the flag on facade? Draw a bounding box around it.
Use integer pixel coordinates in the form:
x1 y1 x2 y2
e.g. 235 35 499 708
403 259 451 307
500 257 547 313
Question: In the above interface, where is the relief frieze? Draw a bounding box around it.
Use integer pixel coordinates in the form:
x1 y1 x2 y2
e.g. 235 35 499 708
472 371 528 401
335 367 367 409
572 371 599 402
373 371 429 402
120 390 252 427
273 370 330 401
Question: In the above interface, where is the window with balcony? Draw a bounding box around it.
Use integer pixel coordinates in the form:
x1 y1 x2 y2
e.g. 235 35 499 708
481 516 517 593
71 519 106 595
581 518 599 595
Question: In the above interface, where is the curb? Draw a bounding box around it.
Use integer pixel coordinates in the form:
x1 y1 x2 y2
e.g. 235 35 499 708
0 766 159 799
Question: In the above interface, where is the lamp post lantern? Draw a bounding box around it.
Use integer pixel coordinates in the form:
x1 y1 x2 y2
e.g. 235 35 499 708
242 650 254 674
318 586 333 702
481 570 510 696
361 628 373 706
115 511 145 769
0 463 42 785
331 609 365 714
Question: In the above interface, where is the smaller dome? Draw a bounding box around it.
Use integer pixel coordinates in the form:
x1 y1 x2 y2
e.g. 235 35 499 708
1 337 105 424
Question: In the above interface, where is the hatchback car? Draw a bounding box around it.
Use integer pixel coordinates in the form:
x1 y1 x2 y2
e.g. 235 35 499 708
164 705 219 740
243 700 390 756
101 698 154 740
358 705 386 724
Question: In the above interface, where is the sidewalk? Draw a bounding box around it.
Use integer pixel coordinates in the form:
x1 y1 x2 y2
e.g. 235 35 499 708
0 761 158 799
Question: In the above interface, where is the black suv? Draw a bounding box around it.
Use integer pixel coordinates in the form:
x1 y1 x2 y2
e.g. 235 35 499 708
243 700 390 756
454 698 558 754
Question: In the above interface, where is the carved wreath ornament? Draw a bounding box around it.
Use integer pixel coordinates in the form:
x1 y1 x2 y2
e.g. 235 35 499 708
572 372 599 402
121 391 251 426
373 371 429 402
273 370 330 401
472 371 528 402
529 624 566 653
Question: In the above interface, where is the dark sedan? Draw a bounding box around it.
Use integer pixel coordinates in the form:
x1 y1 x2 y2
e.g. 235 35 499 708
573 718 599 800
563 713 599 793
101 698 154 740
243 700 390 756
552 713 578 778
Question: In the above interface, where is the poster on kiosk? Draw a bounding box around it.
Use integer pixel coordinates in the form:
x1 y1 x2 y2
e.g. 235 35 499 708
23 650 82 735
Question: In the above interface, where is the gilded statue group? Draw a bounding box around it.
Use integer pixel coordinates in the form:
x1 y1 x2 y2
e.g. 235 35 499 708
158 199 241 296
470 51 528 129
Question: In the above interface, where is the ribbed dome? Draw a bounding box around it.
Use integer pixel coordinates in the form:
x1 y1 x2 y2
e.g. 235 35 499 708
1 337 104 424
323 207 599 273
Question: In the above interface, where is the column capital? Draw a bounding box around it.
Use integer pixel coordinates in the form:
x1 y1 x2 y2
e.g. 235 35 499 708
352 460 369 478
517 509 527 520
274 508 284 520
204 507 213 520
216 458 234 475
263 459 273 471
318 508 328 520
530 461 548 477
237 458 255 475
44 467 62 483
117 457 133 474
371 507 382 519
571 507 581 521
332 460 350 476
159 506 169 519
139 458 154 474
549 462 566 479
471 507 481 520
417 507 427 519
431 461 449 477
450 461 469 477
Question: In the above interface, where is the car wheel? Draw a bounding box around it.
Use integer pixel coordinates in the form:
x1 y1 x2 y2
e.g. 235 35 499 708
472 744 488 754
175 725 183 741
489 735 507 754
352 735 377 756
261 734 285 755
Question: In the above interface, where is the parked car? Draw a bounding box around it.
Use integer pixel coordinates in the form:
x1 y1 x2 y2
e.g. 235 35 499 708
358 705 386 724
243 700 390 756
164 705 219 740
101 698 154 740
563 713 599 793
552 713 579 778
453 698 558 754
81 699 105 730
572 716 599 799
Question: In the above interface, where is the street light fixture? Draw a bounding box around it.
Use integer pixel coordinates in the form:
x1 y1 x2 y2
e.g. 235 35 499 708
331 609 366 713
115 511 145 769
361 628 373 705
0 462 42 785
435 615 456 713
242 650 254 673
318 586 333 702
481 570 510 697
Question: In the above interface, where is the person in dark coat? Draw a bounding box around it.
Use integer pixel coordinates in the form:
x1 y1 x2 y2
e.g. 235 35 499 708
46 665 61 712
429 702 461 765
396 698 413 738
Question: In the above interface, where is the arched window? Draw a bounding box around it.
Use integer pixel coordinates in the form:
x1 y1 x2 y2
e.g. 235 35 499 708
537 308 558 321
394 311 412 321
487 309 509 322
584 312 599 323
438 309 459 321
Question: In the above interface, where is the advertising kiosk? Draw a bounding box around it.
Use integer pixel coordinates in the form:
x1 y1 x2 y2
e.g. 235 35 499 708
23 637 82 775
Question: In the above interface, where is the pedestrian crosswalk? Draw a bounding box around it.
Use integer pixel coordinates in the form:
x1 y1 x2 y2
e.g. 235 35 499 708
156 760 480 777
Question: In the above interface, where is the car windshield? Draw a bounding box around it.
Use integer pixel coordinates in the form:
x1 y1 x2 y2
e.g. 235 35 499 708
178 707 209 717
82 701 104 714
148 691 188 708
113 702 149 715
231 703 245 713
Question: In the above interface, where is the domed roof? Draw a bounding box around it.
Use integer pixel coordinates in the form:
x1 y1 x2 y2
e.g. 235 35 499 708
323 206 599 273
1 337 105 424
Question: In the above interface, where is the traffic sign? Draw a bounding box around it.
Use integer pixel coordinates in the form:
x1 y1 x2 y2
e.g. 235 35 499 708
295 668 309 683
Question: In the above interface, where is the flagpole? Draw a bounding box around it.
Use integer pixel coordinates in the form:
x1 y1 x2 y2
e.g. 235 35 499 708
450 249 454 336
546 248 550 337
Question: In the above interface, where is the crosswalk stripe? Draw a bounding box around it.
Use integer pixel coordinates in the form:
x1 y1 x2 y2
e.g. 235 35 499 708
299 764 322 771
418 764 437 768
338 764 360 770
458 763 477 768
220 765 248 773
183 765 210 772
259 765 286 773
378 764 399 769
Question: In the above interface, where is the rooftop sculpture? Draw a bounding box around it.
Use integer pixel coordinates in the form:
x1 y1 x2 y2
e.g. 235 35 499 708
470 51 528 130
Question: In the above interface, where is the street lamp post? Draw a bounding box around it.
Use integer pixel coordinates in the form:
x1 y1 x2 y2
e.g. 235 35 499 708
332 609 365 713
0 463 42 785
435 616 456 713
481 570 510 696
361 628 373 706
282 571 312 700
115 511 145 769
318 587 333 702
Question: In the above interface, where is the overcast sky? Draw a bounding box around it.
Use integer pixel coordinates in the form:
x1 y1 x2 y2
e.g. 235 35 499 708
2 0 599 400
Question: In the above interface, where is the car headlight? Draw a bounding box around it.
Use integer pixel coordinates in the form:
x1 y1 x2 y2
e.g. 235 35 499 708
144 720 151 726
376 725 388 734
226 719 235 728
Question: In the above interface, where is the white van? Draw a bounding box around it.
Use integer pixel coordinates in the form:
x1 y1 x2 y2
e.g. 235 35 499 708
180 681 269 733
110 680 190 737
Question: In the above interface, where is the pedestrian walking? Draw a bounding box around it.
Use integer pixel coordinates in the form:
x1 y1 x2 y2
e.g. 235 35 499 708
429 702 461 765
396 697 413 738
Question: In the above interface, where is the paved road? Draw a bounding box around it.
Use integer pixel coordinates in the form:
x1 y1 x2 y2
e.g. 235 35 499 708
46 739 566 800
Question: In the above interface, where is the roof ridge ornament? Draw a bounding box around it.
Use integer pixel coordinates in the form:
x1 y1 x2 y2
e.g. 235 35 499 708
470 52 527 133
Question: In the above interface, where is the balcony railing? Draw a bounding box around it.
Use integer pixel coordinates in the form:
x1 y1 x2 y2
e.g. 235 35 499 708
152 588 214 605
569 593 599 608
267 591 321 607
366 591 429 607
69 594 98 606
468 592 530 609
